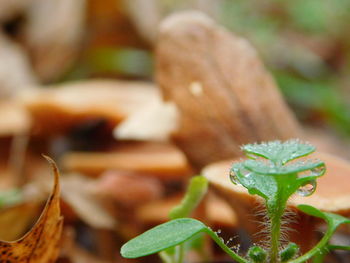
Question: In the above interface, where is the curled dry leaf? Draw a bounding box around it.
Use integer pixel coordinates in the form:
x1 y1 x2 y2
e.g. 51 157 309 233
0 202 42 241
0 156 63 262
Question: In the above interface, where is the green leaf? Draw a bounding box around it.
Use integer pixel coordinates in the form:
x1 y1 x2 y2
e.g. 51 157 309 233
298 205 350 229
169 176 208 219
289 205 350 263
231 163 277 200
121 218 207 258
243 159 325 175
242 140 315 165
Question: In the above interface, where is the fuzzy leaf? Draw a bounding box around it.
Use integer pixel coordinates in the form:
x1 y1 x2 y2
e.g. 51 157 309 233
0 156 63 262
121 218 207 258
242 140 315 165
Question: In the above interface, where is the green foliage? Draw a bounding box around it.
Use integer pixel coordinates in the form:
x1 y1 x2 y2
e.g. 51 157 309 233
169 176 208 219
120 218 206 258
0 189 22 208
120 140 350 263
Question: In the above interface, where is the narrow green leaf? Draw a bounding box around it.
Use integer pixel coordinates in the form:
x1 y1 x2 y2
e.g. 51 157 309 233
121 218 207 258
169 176 208 219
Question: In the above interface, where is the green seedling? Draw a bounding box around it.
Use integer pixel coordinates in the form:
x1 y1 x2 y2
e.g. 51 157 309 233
121 140 350 263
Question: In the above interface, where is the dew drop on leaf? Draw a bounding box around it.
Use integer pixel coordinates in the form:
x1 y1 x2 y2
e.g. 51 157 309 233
229 170 240 185
297 180 317 197
311 164 326 177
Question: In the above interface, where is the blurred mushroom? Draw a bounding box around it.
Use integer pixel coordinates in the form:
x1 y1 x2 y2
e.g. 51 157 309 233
114 100 179 142
123 0 221 43
61 142 192 180
60 174 116 229
19 80 159 135
0 0 32 22
23 0 86 82
93 170 164 206
0 101 31 136
156 11 302 169
0 32 36 98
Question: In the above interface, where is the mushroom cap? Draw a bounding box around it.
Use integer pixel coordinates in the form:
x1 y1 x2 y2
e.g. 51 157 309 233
18 79 159 135
61 142 192 180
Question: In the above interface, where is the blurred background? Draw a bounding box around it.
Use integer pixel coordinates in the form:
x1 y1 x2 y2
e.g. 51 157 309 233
2 0 350 135
1 0 350 262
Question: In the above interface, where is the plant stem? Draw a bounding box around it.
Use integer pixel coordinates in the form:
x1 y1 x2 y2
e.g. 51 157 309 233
176 245 185 263
288 226 334 263
205 228 248 263
268 179 287 263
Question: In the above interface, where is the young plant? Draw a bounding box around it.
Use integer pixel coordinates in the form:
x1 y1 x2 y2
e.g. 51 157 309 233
121 140 350 263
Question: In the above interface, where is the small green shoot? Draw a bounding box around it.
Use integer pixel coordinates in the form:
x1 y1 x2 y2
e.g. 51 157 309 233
120 140 350 263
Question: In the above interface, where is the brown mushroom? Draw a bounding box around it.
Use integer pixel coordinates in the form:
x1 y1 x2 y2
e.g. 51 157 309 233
18 79 159 135
60 141 192 180
156 11 302 169
136 192 237 228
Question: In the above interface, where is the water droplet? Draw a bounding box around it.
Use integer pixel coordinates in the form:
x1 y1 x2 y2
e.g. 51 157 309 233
297 180 317 197
311 164 326 177
217 229 221 234
229 170 240 185
298 170 312 178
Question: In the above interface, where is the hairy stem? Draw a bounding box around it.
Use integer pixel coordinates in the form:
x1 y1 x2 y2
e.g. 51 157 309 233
267 180 288 263
205 228 248 263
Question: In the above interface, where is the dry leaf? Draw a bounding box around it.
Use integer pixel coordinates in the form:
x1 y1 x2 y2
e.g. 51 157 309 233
0 156 63 262
0 202 41 241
